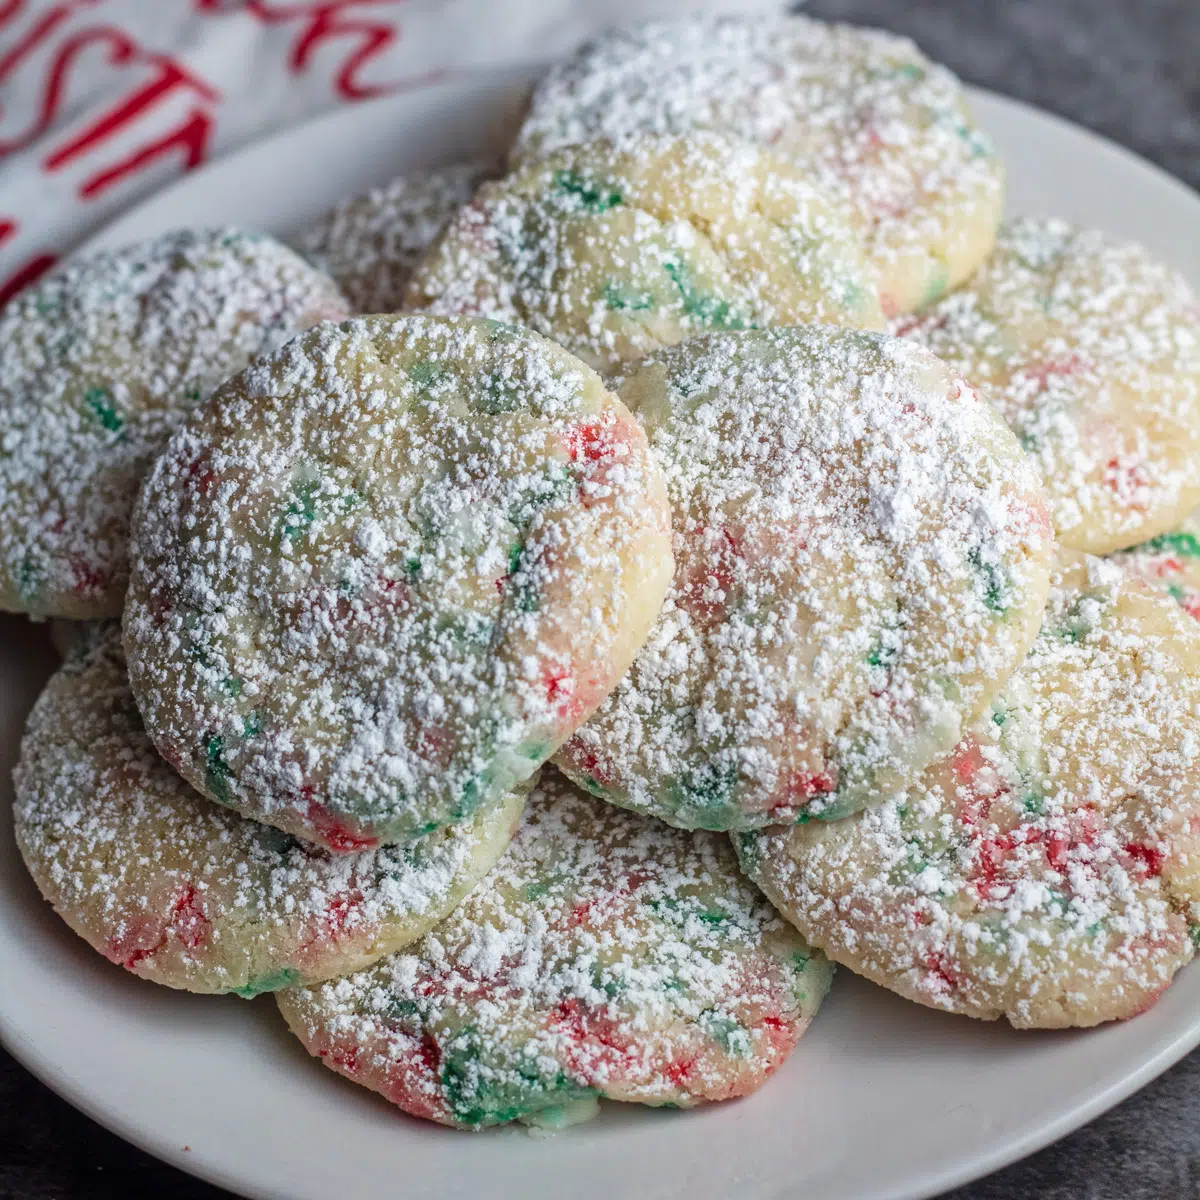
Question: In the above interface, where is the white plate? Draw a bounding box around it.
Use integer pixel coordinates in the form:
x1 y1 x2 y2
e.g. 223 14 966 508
4 63 1200 1200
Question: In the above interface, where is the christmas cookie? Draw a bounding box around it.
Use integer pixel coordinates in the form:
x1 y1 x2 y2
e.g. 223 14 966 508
278 770 832 1129
296 162 490 314
405 132 883 374
556 328 1054 829
0 228 347 619
125 315 674 853
896 217 1200 555
737 554 1200 1028
512 14 1004 316
14 625 525 997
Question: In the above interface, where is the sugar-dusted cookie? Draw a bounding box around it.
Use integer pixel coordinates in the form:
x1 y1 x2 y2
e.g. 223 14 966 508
556 328 1054 828
896 217 1200 555
513 15 1004 316
14 626 524 996
0 228 346 618
125 315 673 852
278 770 832 1129
738 555 1200 1027
296 162 490 313
406 132 883 373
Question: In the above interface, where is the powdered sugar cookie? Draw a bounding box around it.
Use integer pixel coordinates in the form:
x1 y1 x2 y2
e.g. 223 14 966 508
1112 509 1200 623
512 15 1004 317
405 132 883 374
738 554 1200 1028
296 162 490 314
14 626 525 997
896 217 1200 555
0 228 347 619
556 328 1054 830
125 315 673 853
278 770 831 1129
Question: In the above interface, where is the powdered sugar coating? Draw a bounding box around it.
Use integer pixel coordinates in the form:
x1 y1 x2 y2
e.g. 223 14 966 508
895 217 1200 555
556 328 1054 829
14 625 525 997
0 228 348 619
512 14 1004 316
738 554 1200 1028
296 162 491 314
405 132 883 374
124 315 674 852
1112 509 1200 623
278 770 831 1129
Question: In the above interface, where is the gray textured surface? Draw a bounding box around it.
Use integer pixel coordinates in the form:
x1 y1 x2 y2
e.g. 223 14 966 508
2 1 1200 1198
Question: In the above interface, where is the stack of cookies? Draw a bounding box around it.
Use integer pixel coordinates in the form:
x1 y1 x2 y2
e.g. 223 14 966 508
4 13 1200 1133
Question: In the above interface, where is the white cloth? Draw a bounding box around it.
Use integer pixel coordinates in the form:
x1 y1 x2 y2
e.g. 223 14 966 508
0 0 786 303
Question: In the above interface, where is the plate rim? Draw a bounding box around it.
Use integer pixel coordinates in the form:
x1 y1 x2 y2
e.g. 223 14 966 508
3 64 1200 1200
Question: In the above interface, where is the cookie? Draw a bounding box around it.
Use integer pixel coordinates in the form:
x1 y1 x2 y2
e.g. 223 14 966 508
896 217 1200 555
405 132 883 374
14 625 525 997
296 162 490 314
278 770 832 1129
125 314 674 853
512 14 1003 316
555 328 1054 829
1112 509 1200 622
737 554 1200 1028
0 228 347 619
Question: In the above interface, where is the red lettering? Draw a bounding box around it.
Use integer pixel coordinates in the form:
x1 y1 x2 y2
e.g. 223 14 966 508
76 105 214 198
0 26 138 157
45 55 218 171
236 1 418 100
0 252 57 306
0 217 16 244
0 1 101 85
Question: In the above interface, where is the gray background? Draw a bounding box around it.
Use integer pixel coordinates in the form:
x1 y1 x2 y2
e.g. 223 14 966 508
3 1 1199 1197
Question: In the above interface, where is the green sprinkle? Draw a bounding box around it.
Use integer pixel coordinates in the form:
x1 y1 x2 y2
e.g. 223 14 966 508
480 374 522 415
702 1012 750 1057
1134 530 1200 560
1022 791 1044 814
84 386 123 433
553 169 623 212
204 735 233 805
231 967 300 998
968 548 1010 614
669 759 739 829
867 640 898 669
242 711 261 739
409 361 446 390
220 676 243 699
503 541 540 613
921 264 950 307
603 282 654 312
279 476 363 544
663 260 752 329
524 881 551 901
1190 923 1200 949
16 554 42 601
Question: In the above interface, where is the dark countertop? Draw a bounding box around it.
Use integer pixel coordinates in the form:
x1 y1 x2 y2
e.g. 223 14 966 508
3 1 1199 1197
